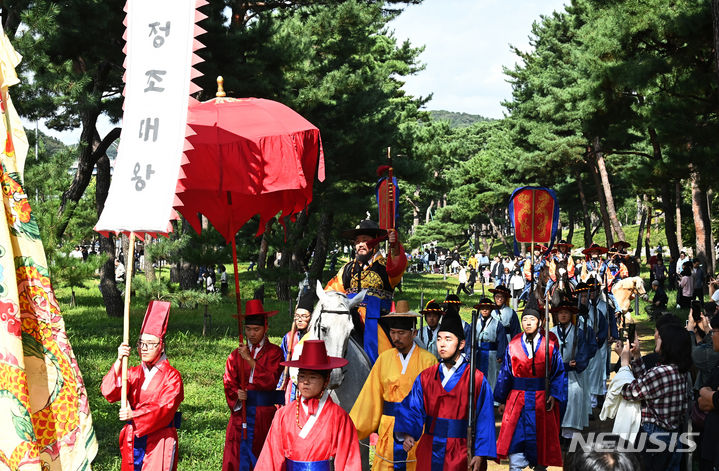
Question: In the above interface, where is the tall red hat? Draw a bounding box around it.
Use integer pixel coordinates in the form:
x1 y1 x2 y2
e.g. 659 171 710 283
237 299 279 329
140 300 171 338
281 340 348 370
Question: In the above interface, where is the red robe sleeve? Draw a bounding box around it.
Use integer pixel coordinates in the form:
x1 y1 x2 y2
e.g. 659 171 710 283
254 405 288 470
223 349 242 410
331 406 361 470
131 364 184 437
386 242 407 282
101 364 123 403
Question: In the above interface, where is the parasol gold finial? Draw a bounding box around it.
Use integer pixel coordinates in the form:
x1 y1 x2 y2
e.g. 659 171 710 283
216 76 226 97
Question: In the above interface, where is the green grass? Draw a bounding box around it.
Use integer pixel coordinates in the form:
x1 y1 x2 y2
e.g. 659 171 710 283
58 264 688 469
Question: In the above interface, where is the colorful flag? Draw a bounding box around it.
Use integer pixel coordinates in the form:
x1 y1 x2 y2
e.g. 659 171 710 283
375 176 399 230
0 24 97 470
507 186 560 255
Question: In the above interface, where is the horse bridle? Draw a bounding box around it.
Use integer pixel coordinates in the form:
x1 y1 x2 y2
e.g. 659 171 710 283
313 305 352 338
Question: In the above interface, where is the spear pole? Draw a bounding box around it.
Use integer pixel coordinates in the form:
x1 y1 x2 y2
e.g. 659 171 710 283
467 308 478 469
120 231 136 409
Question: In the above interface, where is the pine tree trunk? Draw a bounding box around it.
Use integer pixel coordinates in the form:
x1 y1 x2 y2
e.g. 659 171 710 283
576 174 593 247
257 218 275 271
645 202 653 262
635 196 647 260
593 138 625 242
660 182 681 262
676 181 683 249
709 189 717 268
691 167 714 274
425 200 434 224
587 151 614 247
566 211 575 245
95 152 123 317
144 235 156 282
309 211 333 287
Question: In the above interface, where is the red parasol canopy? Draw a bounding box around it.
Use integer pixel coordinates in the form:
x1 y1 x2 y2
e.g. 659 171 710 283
175 92 325 241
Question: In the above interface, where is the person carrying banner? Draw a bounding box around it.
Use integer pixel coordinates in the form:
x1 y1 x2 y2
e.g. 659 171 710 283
494 307 566 470
325 219 407 364
490 285 521 344
256 340 361 469
350 300 437 470
101 301 184 471
395 310 497 470
550 301 592 441
222 299 284 471
472 297 507 390
416 299 443 358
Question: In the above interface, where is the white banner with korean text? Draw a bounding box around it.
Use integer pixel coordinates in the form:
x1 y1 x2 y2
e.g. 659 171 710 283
96 0 203 235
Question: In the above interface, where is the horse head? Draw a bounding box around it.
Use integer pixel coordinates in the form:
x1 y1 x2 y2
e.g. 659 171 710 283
307 281 366 389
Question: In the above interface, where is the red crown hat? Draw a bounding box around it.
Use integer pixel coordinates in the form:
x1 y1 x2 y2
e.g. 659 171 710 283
140 300 172 338
532 244 549 252
281 340 348 370
232 299 279 320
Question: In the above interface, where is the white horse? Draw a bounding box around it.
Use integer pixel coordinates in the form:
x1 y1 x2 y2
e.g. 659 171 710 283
289 281 372 469
612 276 648 324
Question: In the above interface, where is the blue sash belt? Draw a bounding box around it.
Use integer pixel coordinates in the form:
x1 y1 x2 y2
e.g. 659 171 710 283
247 389 285 407
285 459 332 471
382 401 400 417
479 341 498 351
424 416 468 438
513 377 545 391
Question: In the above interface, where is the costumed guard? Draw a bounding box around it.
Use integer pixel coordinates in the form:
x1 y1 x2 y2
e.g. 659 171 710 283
255 340 361 469
574 282 598 421
222 300 284 471
101 301 184 471
580 243 608 283
490 285 521 344
473 297 507 390
584 278 618 410
443 293 473 352
278 292 317 400
520 245 547 302
350 300 437 470
605 246 629 316
494 307 566 470
325 220 407 364
550 301 592 440
395 311 497 470
416 300 443 358
545 240 576 296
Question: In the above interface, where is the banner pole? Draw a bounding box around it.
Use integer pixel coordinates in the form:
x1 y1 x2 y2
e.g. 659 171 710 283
121 231 136 408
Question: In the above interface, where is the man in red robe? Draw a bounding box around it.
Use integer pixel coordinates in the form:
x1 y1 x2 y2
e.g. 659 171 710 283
222 299 284 471
101 301 184 471
256 339 361 469
494 307 566 470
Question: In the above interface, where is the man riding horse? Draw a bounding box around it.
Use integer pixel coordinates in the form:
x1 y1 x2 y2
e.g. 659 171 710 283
605 243 629 317
520 244 549 304
325 219 407 365
545 240 576 304
580 243 608 283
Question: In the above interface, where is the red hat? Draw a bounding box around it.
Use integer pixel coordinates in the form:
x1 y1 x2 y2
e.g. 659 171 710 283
233 299 279 321
582 243 608 256
140 300 171 338
281 340 348 370
612 241 631 249
532 244 549 252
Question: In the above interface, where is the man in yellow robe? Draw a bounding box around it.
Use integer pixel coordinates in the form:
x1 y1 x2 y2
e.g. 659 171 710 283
350 300 437 470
